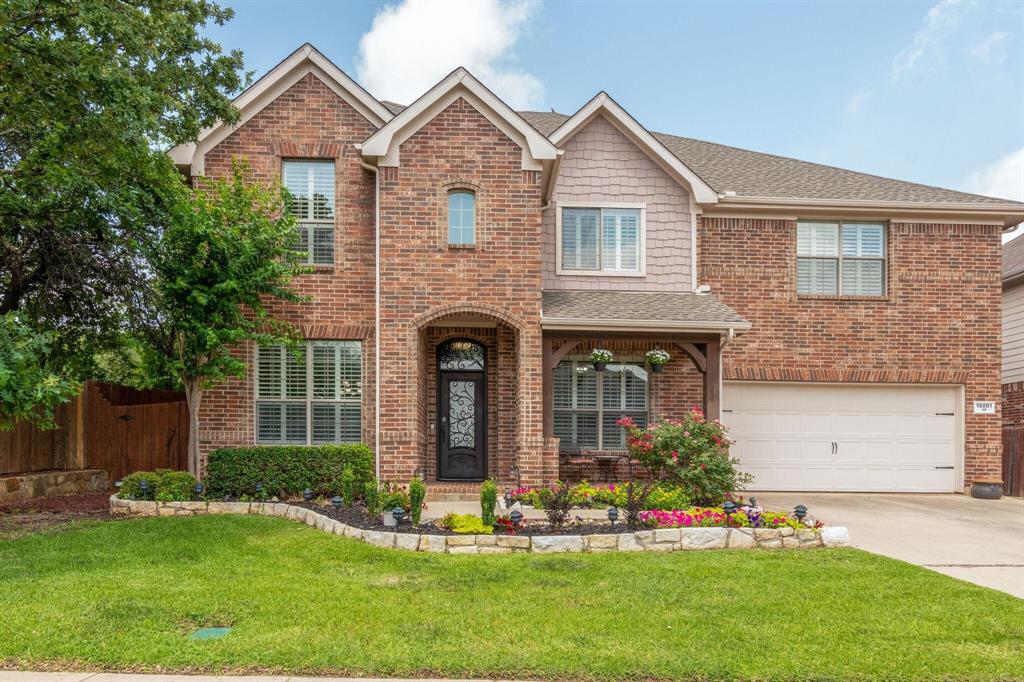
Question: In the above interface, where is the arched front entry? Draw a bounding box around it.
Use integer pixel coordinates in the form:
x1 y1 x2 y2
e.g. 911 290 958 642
437 338 487 480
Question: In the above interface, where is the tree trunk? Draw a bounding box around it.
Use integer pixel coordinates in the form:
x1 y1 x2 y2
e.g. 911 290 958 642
183 381 203 478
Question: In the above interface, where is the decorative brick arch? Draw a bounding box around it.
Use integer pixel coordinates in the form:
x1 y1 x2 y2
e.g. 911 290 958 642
412 303 529 333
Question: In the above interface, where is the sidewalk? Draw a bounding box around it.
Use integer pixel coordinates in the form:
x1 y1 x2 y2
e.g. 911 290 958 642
3 673 528 682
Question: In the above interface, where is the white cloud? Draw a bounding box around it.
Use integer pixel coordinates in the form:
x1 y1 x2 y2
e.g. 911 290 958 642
964 148 1024 201
844 89 871 115
891 0 967 82
969 31 1010 64
356 0 543 110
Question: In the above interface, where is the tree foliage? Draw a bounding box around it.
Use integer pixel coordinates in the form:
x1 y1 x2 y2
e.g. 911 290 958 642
0 0 247 372
0 313 78 430
142 161 308 473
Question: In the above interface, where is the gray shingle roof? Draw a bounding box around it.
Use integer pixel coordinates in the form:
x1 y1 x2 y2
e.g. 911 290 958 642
1003 235 1024 280
542 290 748 328
518 111 1016 206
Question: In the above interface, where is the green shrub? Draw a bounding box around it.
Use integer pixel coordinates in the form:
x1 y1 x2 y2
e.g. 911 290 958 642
205 444 374 498
340 467 358 507
363 478 381 516
380 481 410 513
120 469 196 502
409 477 426 525
439 512 492 534
480 478 497 526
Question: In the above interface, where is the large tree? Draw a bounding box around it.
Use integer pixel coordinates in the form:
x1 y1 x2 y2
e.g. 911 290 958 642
142 162 308 475
0 0 246 424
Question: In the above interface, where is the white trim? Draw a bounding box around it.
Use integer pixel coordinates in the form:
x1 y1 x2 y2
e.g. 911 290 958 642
710 195 1024 228
360 67 558 171
169 44 393 176
547 92 718 205
689 197 699 292
722 379 965 493
555 201 647 277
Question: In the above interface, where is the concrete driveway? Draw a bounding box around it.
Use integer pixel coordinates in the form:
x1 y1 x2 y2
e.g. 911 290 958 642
753 492 1024 599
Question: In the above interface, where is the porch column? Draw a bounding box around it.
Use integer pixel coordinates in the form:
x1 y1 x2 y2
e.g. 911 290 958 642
542 337 554 439
703 336 721 421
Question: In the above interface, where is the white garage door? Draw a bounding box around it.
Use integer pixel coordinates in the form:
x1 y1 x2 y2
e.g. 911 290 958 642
722 382 960 492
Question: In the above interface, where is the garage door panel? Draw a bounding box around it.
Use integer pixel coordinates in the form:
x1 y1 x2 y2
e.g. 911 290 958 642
723 382 959 493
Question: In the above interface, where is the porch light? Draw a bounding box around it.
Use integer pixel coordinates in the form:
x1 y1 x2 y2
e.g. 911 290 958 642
607 506 619 526
794 504 807 521
331 495 342 510
391 506 405 524
510 509 523 526
303 488 313 501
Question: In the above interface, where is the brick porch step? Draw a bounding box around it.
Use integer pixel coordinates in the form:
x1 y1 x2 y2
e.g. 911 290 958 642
424 481 485 501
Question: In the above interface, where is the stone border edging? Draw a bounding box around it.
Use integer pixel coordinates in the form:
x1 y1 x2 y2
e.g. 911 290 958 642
109 495 851 553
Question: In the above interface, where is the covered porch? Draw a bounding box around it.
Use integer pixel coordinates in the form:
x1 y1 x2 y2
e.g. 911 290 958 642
540 290 750 483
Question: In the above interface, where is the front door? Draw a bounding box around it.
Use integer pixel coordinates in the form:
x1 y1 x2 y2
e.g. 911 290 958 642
437 340 487 481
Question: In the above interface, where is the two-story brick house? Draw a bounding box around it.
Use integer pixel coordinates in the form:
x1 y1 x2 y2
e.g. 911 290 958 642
171 44 1024 495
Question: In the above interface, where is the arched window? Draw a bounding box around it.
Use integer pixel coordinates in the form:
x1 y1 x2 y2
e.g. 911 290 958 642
448 190 476 245
438 339 485 371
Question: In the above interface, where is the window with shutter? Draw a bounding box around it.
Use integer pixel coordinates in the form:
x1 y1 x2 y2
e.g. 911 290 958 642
283 160 335 265
553 360 647 451
560 207 640 274
797 221 885 296
255 341 361 445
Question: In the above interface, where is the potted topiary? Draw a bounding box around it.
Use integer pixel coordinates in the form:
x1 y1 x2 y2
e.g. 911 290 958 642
645 348 671 373
590 348 614 371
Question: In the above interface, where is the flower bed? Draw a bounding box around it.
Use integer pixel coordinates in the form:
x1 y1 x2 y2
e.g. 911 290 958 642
110 495 850 554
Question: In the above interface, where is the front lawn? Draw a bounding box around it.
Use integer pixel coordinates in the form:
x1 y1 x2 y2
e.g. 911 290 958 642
1 516 1022 681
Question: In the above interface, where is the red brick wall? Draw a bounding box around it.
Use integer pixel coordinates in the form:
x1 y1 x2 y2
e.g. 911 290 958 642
196 73 378 463
699 217 1003 484
1003 382 1024 429
376 98 548 486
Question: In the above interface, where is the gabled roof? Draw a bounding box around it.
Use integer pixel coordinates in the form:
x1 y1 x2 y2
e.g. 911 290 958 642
1003 235 1024 283
359 68 559 171
169 43 393 175
547 92 718 205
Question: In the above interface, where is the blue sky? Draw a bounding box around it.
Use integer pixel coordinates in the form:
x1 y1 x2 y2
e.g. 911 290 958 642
206 0 1023 204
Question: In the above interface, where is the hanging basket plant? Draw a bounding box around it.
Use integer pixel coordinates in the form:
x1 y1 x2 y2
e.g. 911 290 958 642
645 348 671 373
590 348 614 372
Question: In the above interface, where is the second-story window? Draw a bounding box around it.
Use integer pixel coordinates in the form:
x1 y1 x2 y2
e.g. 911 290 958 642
448 190 476 245
283 160 335 265
797 221 886 296
560 207 642 274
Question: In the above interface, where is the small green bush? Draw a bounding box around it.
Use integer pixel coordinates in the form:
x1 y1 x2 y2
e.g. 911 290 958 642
363 478 381 516
480 478 497 526
205 444 374 498
409 477 426 525
120 469 196 502
340 468 358 507
439 512 492 534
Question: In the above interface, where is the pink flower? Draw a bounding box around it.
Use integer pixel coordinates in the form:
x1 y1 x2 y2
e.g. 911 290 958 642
683 431 690 437
616 416 635 428
671 451 679 462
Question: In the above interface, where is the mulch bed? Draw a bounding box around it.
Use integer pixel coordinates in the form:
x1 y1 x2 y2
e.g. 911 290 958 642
0 492 116 539
297 501 627 537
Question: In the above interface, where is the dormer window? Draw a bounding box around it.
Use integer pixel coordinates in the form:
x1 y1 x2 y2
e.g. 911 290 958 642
448 190 476 246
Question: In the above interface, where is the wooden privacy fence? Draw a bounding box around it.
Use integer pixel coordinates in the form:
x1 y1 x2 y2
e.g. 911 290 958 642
1001 427 1024 497
0 381 188 482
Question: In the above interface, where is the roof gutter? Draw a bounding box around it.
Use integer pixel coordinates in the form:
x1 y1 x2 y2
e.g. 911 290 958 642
709 195 1024 228
540 317 752 333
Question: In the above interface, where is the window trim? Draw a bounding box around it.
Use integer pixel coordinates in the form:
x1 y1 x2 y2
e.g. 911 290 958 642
553 358 649 452
555 201 646 277
796 220 888 297
253 340 362 445
447 189 477 246
282 158 336 266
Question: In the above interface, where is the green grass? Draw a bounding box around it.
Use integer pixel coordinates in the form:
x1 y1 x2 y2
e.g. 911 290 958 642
1 516 1022 681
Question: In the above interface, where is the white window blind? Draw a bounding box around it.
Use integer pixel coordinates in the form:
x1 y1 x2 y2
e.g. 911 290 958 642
283 160 335 265
553 361 647 451
797 221 885 296
561 207 640 273
256 341 361 445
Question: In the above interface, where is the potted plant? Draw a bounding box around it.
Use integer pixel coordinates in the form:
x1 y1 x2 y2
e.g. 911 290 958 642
645 348 671 373
590 348 614 371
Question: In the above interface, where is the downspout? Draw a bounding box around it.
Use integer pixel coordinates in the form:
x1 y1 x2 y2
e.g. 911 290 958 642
359 155 381 480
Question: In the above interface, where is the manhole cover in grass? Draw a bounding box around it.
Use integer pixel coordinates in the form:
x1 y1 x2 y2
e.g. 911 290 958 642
189 627 232 640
